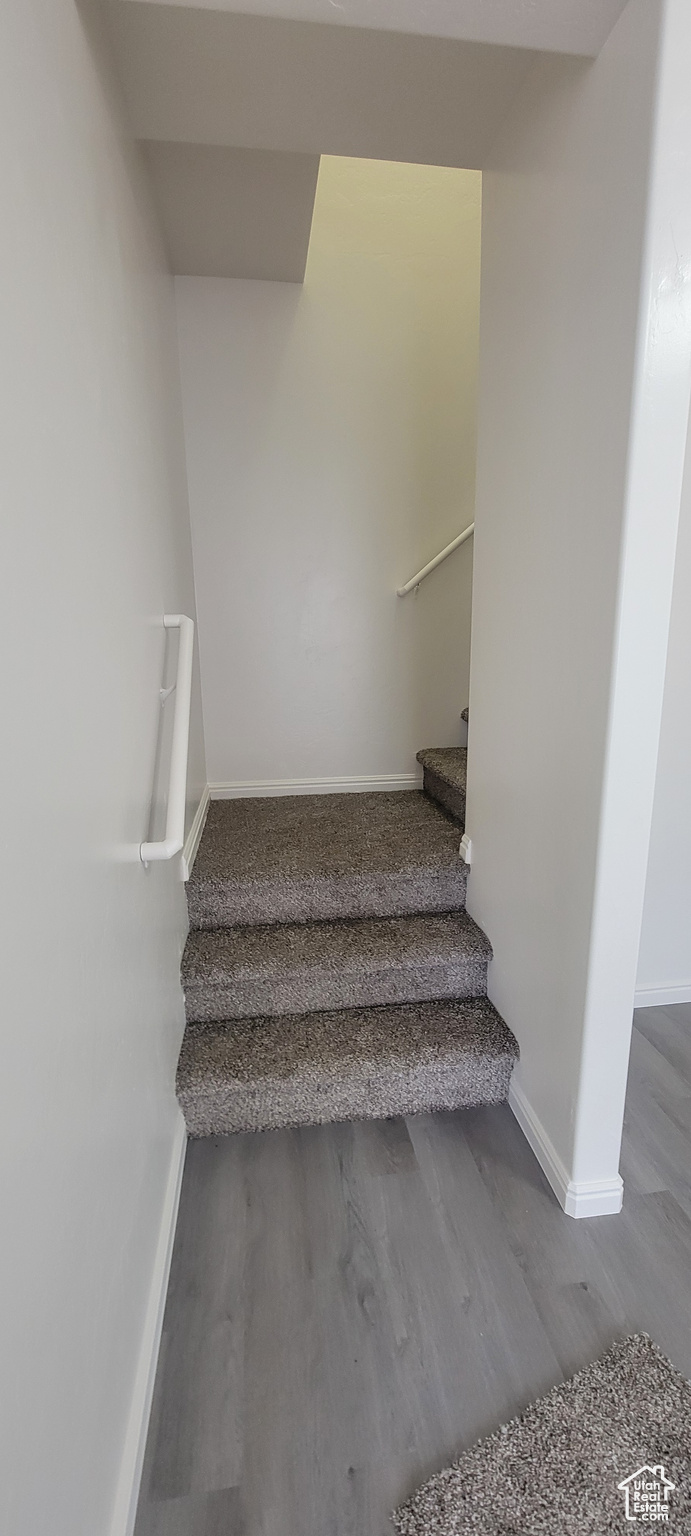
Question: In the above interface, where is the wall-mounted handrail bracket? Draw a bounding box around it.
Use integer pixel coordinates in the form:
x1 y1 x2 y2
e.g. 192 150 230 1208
397 522 474 597
140 614 194 866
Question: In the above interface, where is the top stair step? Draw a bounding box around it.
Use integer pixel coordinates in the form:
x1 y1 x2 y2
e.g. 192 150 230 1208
187 790 468 929
416 747 467 825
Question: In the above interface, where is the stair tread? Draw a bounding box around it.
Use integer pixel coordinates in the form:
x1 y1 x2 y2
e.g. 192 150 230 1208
182 910 491 1023
183 909 490 984
187 791 467 928
176 995 519 1137
415 746 467 795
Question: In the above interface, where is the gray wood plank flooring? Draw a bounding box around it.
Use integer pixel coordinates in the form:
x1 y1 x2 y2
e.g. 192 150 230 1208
135 1006 691 1536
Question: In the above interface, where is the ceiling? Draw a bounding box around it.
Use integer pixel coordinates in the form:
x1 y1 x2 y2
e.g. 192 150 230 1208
118 0 631 57
102 1 631 280
141 143 320 280
106 5 539 167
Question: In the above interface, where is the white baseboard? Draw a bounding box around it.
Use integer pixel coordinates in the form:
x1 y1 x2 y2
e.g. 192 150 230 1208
109 1115 187 1536
508 1078 623 1219
210 773 422 799
634 982 691 1008
181 785 210 881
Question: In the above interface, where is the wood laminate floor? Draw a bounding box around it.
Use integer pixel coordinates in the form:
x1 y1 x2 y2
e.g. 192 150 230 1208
135 1005 691 1536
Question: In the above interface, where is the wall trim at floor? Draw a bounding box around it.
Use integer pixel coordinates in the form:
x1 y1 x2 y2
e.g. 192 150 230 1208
508 1078 623 1219
109 1115 187 1536
210 774 422 799
181 785 210 881
634 981 691 1007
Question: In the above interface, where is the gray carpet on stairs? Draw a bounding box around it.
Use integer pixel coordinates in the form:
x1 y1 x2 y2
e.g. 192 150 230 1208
186 791 467 930
176 996 518 1136
416 748 467 825
392 1333 691 1535
182 910 491 1023
178 781 519 1137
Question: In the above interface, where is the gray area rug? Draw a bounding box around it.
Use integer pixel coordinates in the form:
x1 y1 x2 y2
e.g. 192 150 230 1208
392 1334 691 1534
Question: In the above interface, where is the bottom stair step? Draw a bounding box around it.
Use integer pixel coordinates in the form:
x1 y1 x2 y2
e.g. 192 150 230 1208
176 997 519 1137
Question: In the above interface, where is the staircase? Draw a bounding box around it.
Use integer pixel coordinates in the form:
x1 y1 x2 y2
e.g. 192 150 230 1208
176 739 517 1137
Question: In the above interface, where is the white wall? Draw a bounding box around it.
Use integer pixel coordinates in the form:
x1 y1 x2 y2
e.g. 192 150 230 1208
0 2 206 1532
637 404 691 1005
123 0 630 58
176 156 481 788
104 4 535 172
466 0 691 1213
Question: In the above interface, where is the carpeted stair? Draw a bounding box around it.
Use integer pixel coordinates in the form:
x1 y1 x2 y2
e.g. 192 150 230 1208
182 910 492 1024
176 777 518 1137
416 746 467 825
186 791 468 927
178 997 516 1138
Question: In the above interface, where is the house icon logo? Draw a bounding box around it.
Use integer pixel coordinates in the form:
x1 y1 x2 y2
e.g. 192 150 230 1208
618 1464 676 1522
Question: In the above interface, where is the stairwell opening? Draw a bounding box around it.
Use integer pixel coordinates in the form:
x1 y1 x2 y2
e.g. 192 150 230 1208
172 152 507 1137
175 154 481 793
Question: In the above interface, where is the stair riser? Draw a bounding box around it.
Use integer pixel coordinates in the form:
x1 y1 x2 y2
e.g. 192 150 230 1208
186 868 468 930
422 767 466 827
178 1050 513 1137
184 956 488 1025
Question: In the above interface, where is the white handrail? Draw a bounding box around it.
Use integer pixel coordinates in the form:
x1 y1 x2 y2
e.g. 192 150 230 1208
396 522 474 596
140 614 195 864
